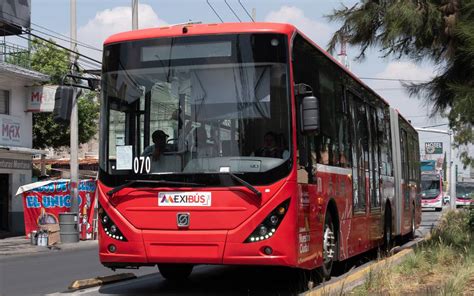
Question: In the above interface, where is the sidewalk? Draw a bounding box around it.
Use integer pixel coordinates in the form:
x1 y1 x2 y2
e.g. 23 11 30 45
0 236 98 257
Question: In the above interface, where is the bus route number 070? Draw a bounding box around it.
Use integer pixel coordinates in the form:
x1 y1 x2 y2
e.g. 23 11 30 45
133 156 151 174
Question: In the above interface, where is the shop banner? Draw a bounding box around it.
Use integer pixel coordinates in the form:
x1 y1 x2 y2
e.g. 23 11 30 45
0 114 22 145
22 179 96 239
26 85 57 112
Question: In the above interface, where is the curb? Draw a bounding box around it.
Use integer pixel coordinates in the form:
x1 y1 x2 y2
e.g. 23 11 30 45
305 208 447 296
68 273 137 290
305 236 428 296
306 248 415 296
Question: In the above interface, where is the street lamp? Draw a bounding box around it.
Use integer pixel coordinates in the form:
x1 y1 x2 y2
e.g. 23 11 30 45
415 128 456 210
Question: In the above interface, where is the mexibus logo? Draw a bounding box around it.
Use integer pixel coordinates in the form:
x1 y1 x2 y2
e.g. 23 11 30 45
158 192 212 207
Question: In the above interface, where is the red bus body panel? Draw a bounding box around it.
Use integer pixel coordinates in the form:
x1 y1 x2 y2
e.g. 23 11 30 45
99 22 419 271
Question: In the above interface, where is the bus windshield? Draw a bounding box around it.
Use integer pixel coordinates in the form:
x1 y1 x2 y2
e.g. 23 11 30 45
100 33 291 185
421 174 441 199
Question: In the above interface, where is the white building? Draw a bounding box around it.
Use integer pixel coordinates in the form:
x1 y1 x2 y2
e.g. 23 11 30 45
0 61 49 235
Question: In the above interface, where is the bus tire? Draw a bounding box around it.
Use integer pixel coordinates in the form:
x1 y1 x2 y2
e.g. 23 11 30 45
383 207 392 252
322 211 336 279
158 264 193 281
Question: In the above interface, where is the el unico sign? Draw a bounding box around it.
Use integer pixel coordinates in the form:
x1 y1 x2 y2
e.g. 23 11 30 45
425 142 443 154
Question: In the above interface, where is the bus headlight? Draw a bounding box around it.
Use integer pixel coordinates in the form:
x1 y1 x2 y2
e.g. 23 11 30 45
245 199 290 243
99 203 127 242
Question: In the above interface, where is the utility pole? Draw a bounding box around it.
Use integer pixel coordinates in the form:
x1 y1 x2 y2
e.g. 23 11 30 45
132 0 138 30
70 0 79 216
415 128 456 210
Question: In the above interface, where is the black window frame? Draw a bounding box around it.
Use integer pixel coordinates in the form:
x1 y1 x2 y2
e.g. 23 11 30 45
0 90 10 115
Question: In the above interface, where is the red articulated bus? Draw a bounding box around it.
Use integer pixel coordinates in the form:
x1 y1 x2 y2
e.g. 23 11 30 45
97 22 421 280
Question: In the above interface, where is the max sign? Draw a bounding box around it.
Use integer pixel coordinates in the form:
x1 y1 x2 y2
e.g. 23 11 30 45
26 85 57 112
0 115 21 145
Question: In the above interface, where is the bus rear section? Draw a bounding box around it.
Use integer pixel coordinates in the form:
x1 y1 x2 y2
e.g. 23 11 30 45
421 173 443 211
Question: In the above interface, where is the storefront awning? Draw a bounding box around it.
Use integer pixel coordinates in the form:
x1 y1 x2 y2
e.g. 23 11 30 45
0 145 47 155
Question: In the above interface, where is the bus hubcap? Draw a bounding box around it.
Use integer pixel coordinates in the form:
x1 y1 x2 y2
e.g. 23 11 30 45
323 225 335 264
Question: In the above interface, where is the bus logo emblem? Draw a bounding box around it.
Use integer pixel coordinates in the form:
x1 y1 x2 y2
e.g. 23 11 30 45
177 213 190 228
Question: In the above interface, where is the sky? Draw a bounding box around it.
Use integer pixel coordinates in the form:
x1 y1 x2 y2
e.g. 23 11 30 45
20 0 471 177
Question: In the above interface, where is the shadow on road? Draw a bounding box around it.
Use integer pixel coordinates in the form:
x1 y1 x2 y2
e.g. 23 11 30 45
92 211 442 296
96 250 384 296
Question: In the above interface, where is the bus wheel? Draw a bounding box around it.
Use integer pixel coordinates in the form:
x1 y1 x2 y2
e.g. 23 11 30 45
383 209 392 252
158 264 193 281
322 212 336 279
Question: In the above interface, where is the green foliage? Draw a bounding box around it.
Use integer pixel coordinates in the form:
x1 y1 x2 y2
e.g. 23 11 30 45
29 38 99 149
33 92 99 149
30 38 70 84
470 205 474 230
353 210 474 294
5 51 31 69
327 0 474 167
430 210 472 251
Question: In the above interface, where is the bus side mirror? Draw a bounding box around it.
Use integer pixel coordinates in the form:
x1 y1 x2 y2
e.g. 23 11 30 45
300 95 320 134
53 86 74 122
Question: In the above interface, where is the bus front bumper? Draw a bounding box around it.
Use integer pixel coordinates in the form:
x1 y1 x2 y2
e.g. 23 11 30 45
421 197 443 209
456 198 473 207
100 229 293 267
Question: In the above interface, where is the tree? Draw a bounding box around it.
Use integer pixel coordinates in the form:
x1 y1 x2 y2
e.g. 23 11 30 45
33 92 99 149
327 0 473 167
29 38 99 149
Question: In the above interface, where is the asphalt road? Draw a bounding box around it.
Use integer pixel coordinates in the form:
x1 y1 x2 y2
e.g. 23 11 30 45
0 246 156 296
0 209 444 296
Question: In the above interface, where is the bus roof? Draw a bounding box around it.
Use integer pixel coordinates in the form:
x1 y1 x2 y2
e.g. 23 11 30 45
104 22 296 45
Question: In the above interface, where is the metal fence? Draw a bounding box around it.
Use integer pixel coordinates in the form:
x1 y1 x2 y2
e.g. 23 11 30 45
0 41 31 69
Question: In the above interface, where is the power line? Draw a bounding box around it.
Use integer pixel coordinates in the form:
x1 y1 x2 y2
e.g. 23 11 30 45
28 31 101 64
0 9 101 52
224 0 242 22
238 0 255 22
422 123 449 128
30 27 102 52
1 28 101 66
206 0 224 23
405 115 430 118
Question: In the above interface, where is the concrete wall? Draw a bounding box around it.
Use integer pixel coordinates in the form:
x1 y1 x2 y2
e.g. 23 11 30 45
0 73 39 234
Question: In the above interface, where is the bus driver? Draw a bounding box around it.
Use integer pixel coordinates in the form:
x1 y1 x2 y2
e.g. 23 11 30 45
142 130 169 161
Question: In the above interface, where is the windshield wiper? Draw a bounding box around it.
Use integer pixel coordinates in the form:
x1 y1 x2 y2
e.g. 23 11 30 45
107 179 204 197
226 172 262 199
